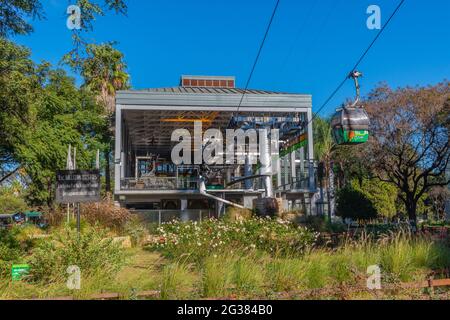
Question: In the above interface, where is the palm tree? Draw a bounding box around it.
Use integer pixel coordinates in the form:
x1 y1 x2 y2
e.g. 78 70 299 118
68 43 130 194
313 117 336 219
81 43 130 114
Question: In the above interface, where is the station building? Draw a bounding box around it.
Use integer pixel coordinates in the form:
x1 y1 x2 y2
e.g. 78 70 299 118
114 76 319 221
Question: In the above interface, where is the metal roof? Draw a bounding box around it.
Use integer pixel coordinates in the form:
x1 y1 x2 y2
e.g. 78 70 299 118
127 87 288 95
116 87 311 110
116 86 312 156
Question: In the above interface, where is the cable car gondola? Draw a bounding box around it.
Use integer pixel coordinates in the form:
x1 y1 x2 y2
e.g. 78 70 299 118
331 71 370 145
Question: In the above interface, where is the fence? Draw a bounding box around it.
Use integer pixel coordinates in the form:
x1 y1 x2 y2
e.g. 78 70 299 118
136 209 214 225
30 276 450 300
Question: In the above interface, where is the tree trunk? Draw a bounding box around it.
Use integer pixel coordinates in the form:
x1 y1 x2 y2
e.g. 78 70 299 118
405 195 418 231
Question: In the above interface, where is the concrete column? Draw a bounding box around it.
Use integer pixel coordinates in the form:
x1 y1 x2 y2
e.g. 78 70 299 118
244 155 252 190
120 152 125 179
114 106 122 193
259 128 273 198
226 167 232 185
180 198 188 221
307 108 316 191
283 156 289 189
243 195 256 209
290 151 296 188
299 147 305 179
276 156 282 192
216 193 225 217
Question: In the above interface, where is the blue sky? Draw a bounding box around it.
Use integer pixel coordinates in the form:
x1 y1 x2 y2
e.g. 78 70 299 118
13 0 450 117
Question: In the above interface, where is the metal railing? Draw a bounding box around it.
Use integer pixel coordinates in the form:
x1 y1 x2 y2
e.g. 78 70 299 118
120 177 198 191
135 209 214 224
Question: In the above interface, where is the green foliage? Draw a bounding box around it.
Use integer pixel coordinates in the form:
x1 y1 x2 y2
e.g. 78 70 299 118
351 178 398 218
0 228 25 278
148 218 318 262
64 42 130 114
0 193 27 213
0 1 127 38
0 38 38 171
0 38 112 205
124 217 148 247
29 225 126 283
0 0 43 37
17 69 108 204
336 185 377 220
313 117 334 162
300 215 347 233
0 225 43 278
160 262 198 299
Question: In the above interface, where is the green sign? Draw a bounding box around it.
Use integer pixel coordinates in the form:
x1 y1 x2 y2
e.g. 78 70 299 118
11 264 30 281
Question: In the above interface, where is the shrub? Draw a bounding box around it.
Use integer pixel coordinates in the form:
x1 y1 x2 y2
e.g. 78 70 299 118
80 202 132 233
336 185 377 220
148 218 318 261
0 193 27 213
0 228 25 278
300 216 347 233
29 225 126 283
124 217 149 246
223 207 253 222
351 179 397 219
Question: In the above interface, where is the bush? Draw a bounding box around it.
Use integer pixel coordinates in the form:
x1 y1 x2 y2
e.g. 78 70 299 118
124 217 148 246
0 194 27 213
0 228 25 278
223 207 253 222
351 179 397 219
336 185 377 220
80 202 132 233
29 225 126 283
300 216 347 233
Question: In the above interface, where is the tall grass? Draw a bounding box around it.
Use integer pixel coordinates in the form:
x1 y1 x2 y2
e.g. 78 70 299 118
160 261 199 299
167 231 450 299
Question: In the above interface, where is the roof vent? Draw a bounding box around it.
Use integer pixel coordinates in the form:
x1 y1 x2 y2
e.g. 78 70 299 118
180 75 235 88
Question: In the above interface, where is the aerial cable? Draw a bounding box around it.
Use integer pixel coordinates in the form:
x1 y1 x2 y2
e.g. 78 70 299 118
234 0 281 117
306 0 406 126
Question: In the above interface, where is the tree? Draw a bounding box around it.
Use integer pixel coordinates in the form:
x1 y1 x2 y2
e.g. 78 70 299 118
0 0 127 38
364 82 450 227
336 185 377 221
0 38 40 183
64 43 130 194
17 68 106 205
313 117 336 218
427 186 449 220
351 178 397 219
0 39 106 205
0 0 43 37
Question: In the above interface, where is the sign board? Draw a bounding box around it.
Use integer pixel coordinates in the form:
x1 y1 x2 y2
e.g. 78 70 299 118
12 264 30 281
56 170 101 204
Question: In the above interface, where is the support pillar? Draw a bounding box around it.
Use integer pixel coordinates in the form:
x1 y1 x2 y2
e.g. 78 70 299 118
180 198 188 221
290 151 296 188
114 106 122 194
244 155 253 190
284 156 289 189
